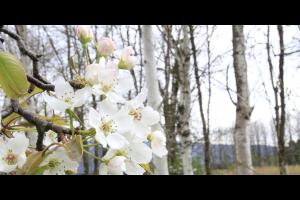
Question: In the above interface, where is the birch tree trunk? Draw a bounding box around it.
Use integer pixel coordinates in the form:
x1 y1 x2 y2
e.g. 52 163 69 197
277 25 288 175
178 25 194 175
232 25 253 175
142 25 169 175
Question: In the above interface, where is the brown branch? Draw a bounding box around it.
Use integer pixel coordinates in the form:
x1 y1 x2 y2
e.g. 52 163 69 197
36 125 46 151
0 27 40 61
226 64 237 106
274 49 300 56
27 75 55 91
11 100 73 135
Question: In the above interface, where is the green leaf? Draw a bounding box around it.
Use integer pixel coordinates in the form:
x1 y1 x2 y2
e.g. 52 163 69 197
0 52 30 99
1 112 20 128
22 86 43 100
17 150 47 175
44 115 68 126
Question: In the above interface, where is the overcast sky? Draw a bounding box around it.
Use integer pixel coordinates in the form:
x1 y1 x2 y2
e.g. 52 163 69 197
187 25 300 144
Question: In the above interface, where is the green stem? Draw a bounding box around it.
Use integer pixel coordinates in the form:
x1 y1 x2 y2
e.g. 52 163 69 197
96 55 100 64
84 44 89 66
79 128 96 137
82 135 93 142
66 109 74 139
83 143 100 148
83 149 102 161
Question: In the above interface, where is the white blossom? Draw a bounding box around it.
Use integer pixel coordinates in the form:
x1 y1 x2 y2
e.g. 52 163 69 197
0 133 29 173
43 77 90 112
100 132 152 175
99 156 126 175
114 88 160 140
88 107 128 149
40 147 79 175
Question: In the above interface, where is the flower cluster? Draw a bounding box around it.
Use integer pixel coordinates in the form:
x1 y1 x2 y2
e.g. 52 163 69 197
0 25 167 175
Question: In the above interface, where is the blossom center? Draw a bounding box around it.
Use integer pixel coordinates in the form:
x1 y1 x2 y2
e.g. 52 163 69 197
63 96 73 104
129 108 142 121
100 120 113 136
3 149 18 165
101 83 113 94
48 159 61 170
115 150 128 157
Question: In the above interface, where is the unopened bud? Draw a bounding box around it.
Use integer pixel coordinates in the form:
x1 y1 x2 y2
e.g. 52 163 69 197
76 25 93 45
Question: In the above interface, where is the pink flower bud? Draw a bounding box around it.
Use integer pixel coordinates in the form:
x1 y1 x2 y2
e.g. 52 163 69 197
76 25 93 44
96 37 116 57
118 46 137 70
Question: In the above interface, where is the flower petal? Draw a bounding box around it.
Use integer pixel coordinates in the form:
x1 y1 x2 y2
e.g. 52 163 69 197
95 130 107 148
132 122 150 141
43 93 70 112
129 87 148 108
114 108 133 133
116 70 134 95
73 86 91 107
129 142 152 164
107 133 129 150
9 133 29 154
125 160 145 175
102 148 118 160
141 106 160 126
88 108 101 129
55 77 74 99
99 98 118 116
107 156 126 175
0 160 17 173
151 130 168 158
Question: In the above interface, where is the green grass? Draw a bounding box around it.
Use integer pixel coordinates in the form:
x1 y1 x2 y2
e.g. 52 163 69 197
211 165 300 175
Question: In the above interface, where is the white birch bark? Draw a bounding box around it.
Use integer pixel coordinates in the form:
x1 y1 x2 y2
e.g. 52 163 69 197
142 25 169 175
232 25 253 175
178 26 194 175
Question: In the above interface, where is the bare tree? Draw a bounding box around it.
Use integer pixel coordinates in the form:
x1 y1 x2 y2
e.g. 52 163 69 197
189 25 211 175
266 25 288 175
232 25 253 175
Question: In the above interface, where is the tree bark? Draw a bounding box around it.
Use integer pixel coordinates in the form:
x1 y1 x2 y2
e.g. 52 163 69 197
142 25 169 175
189 25 211 175
232 25 253 175
277 25 287 175
160 25 179 174
266 25 288 174
178 25 194 175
